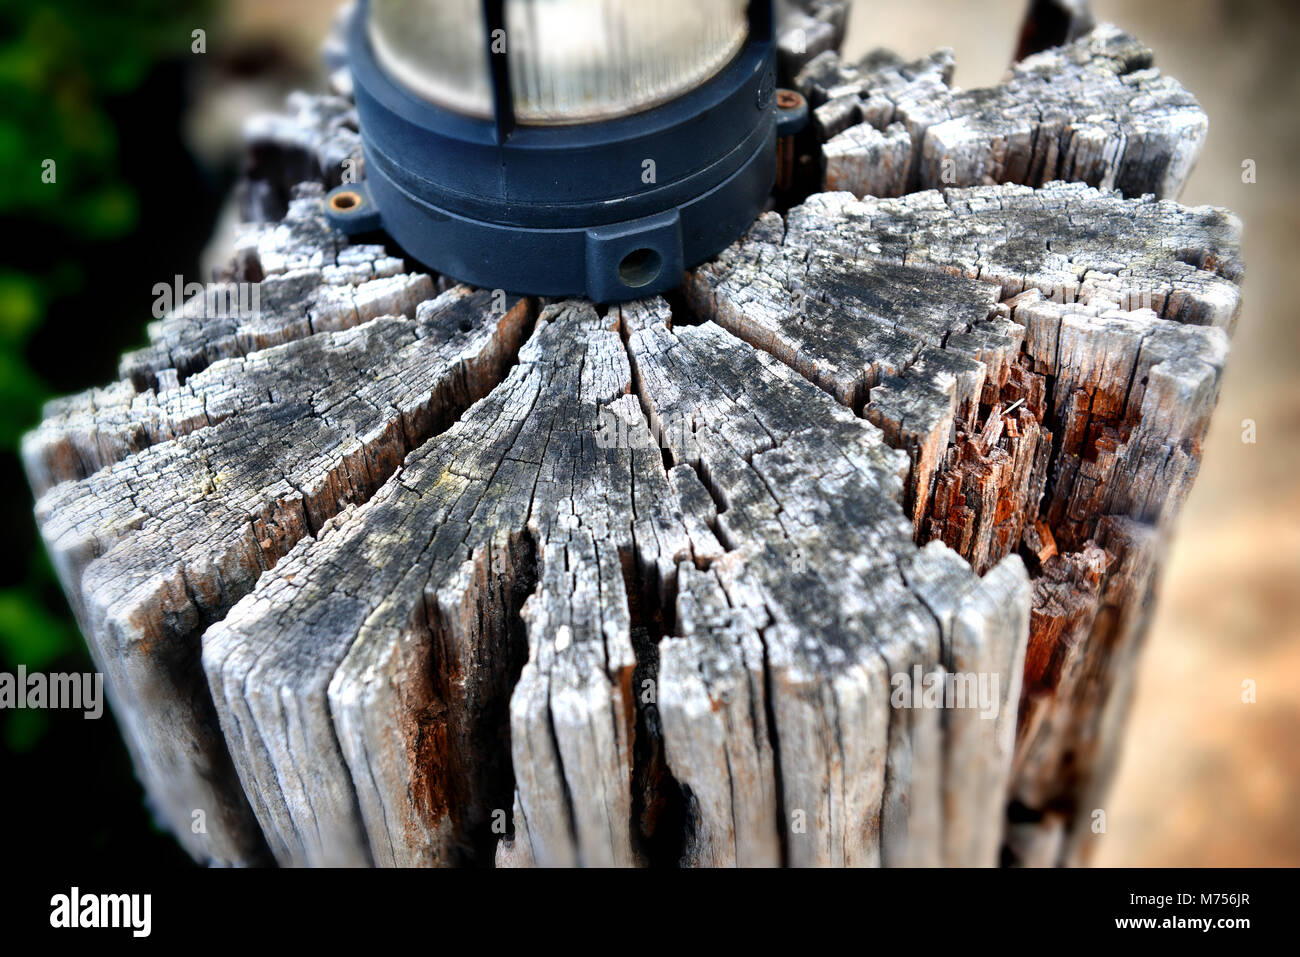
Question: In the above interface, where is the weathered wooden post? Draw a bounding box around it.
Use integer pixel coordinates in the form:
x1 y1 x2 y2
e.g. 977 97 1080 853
24 2 1242 866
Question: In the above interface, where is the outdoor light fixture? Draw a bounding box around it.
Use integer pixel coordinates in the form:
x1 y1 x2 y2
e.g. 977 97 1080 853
326 0 778 302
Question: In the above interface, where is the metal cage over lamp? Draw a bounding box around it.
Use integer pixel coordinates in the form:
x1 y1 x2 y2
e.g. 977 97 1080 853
326 0 778 303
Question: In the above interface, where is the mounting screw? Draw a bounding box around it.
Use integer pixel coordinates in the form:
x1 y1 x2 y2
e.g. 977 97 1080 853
775 89 809 192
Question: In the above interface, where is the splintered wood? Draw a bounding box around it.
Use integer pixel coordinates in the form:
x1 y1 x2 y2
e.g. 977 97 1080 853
775 0 852 82
24 19 1242 867
688 178 1239 864
799 24 1207 201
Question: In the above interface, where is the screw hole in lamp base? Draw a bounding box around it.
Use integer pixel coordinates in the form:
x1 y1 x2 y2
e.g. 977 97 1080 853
617 248 665 289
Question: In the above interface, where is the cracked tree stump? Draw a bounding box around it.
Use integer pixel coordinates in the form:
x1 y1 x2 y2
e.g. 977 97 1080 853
24 14 1242 867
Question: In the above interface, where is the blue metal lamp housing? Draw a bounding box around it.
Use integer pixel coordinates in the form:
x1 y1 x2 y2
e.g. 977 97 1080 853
326 0 777 303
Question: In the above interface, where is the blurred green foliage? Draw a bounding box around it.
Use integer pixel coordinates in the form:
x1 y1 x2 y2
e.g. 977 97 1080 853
0 0 211 748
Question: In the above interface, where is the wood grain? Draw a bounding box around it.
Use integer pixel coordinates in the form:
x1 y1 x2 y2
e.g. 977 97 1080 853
23 14 1242 866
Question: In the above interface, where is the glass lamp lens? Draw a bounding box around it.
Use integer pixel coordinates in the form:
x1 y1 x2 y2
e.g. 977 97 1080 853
369 0 494 117
505 0 749 124
369 0 750 124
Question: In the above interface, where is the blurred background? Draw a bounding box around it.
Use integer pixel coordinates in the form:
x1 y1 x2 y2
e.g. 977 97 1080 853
0 0 1295 866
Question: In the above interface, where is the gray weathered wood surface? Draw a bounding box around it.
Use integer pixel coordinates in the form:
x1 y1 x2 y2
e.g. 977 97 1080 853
24 12 1242 867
